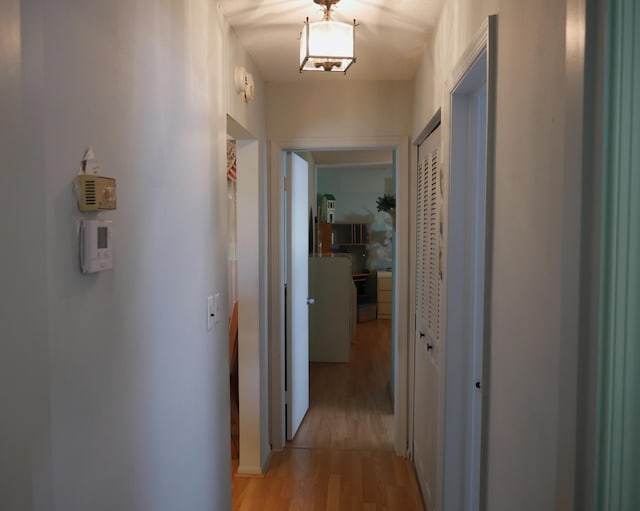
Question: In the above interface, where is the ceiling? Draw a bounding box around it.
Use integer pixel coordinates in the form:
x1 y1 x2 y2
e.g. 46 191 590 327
217 0 446 83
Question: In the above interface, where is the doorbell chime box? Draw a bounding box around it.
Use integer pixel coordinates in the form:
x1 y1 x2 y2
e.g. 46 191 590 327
76 174 117 211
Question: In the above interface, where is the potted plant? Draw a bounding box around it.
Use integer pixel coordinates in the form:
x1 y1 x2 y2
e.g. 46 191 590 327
376 193 396 225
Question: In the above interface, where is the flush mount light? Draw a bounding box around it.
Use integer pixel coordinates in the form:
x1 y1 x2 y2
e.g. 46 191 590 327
299 0 356 74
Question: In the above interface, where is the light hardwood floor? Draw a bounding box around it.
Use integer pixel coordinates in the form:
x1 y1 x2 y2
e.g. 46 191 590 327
289 319 394 451
232 319 425 510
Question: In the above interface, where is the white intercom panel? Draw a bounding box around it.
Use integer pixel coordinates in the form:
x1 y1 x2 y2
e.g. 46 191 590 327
80 219 113 273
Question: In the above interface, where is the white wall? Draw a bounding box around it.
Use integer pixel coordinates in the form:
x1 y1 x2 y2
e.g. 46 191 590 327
412 1 581 509
268 81 413 140
225 27 267 141
0 1 236 509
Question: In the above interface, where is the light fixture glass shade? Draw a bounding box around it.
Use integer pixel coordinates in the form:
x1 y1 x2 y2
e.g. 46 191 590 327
299 18 356 73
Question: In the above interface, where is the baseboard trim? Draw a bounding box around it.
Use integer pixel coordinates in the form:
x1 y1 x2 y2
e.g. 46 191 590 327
235 450 272 478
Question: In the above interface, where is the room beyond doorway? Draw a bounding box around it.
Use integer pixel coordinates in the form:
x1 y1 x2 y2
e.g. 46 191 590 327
291 148 396 450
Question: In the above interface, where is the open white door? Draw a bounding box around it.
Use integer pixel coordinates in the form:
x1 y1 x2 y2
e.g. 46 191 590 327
286 152 310 440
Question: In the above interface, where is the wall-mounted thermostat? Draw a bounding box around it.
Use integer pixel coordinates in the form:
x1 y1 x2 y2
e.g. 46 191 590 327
77 174 117 211
80 219 113 273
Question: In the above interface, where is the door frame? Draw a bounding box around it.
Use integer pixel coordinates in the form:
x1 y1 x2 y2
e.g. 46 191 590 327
444 47 490 511
269 136 411 454
227 116 268 476
444 16 497 511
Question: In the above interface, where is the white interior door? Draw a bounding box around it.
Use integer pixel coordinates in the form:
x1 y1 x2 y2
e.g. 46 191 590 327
444 47 489 511
414 125 442 510
466 83 487 511
286 152 309 440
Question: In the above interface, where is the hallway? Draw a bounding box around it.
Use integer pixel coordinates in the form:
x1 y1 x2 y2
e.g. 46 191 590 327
231 320 424 510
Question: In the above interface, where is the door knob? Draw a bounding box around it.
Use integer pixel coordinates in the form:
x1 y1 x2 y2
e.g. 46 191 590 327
306 298 315 305
419 331 425 338
426 343 433 351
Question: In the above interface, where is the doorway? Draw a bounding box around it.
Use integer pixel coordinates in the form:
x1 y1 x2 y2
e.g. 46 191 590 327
444 16 496 511
227 116 268 477
290 150 397 450
269 137 411 455
226 137 240 461
443 50 488 511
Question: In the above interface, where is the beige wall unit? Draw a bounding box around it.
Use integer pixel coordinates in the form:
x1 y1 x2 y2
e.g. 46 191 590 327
309 256 357 363
377 271 392 319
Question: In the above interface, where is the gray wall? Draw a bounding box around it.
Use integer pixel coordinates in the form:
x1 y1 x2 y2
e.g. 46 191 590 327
0 2 52 508
1 1 232 509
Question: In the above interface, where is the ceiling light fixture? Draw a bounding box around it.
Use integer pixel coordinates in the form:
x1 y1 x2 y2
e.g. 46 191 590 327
299 0 356 74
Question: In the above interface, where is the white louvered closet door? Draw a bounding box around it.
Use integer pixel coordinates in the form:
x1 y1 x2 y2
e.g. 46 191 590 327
414 124 442 511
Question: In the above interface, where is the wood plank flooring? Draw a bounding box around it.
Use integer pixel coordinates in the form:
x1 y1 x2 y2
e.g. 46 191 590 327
232 319 425 510
289 319 394 450
232 447 423 511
